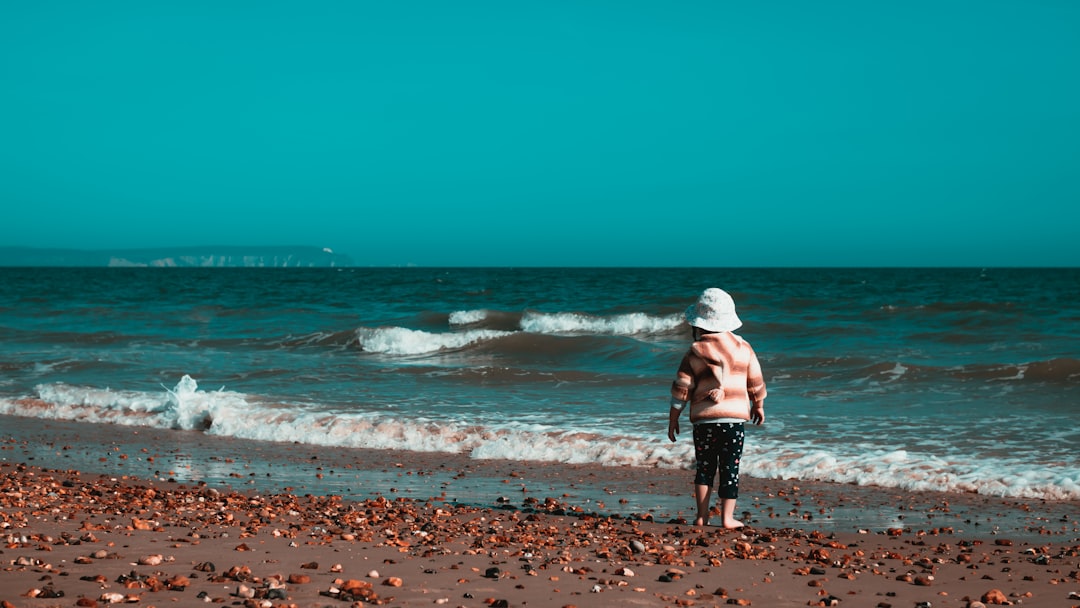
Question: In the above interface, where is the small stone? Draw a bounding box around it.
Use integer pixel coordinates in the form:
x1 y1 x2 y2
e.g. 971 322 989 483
981 589 1008 605
340 579 372 594
166 575 190 590
235 584 255 599
383 577 403 587
629 540 646 554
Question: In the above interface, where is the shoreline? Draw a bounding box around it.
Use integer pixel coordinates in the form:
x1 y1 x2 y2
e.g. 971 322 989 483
3 415 1078 543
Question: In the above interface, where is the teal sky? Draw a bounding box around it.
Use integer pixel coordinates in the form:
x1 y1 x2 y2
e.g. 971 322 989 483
2 1 1078 266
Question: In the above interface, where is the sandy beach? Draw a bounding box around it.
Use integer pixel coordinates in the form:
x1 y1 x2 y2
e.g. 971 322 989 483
2 419 1079 607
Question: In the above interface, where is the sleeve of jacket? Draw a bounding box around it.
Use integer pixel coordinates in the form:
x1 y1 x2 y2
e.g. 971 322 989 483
670 352 695 402
746 345 767 405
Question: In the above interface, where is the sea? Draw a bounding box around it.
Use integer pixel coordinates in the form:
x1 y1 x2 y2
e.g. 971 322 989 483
1 267 1078 515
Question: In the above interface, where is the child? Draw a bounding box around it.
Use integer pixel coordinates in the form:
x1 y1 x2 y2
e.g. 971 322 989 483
667 288 767 528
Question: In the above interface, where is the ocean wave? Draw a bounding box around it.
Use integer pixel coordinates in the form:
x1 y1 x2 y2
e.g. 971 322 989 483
276 329 358 349
1003 357 1080 383
446 309 522 331
447 309 684 335
11 376 249 431
0 378 690 467
947 358 1080 384
2 377 1078 501
520 311 683 335
448 309 491 326
768 356 1080 387
355 326 514 355
354 309 682 357
746 444 1080 501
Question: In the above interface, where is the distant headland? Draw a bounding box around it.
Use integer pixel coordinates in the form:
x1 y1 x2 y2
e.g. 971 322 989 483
0 246 354 268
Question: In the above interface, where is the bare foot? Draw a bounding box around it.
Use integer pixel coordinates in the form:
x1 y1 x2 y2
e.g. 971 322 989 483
693 517 709 527
721 519 745 529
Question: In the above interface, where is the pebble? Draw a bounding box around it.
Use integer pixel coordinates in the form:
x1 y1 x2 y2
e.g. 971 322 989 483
137 554 163 566
1 463 1075 608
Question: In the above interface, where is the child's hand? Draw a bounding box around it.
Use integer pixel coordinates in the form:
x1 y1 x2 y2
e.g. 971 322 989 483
667 418 680 442
750 403 765 425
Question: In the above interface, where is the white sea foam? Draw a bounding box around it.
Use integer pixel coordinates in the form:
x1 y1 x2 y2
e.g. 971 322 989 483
520 311 683 335
15 376 250 432
448 309 490 325
3 377 1079 501
883 363 907 382
355 326 513 355
448 309 684 335
744 441 1080 501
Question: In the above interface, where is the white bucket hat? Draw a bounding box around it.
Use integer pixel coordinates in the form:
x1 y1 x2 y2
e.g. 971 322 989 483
685 288 742 332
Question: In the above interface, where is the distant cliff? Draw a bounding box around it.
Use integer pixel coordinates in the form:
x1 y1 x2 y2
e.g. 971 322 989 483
0 246 354 267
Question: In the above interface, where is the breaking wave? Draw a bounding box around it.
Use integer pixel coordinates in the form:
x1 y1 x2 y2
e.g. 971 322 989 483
2 375 1078 501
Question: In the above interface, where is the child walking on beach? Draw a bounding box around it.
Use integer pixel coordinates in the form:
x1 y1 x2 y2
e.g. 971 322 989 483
667 288 767 528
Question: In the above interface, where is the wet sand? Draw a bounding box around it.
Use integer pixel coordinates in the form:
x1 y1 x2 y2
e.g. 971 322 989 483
3 416 1079 606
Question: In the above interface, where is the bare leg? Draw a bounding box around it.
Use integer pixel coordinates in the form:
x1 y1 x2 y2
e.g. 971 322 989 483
720 497 744 529
693 484 711 526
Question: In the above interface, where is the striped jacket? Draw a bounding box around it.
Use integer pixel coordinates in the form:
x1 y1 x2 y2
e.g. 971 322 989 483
670 332 767 423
